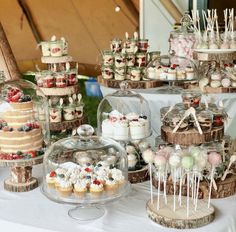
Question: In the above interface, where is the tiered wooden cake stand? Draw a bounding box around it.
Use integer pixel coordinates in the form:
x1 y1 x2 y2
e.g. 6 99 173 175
97 75 162 89
194 50 236 93
156 125 236 199
40 56 87 133
0 156 43 192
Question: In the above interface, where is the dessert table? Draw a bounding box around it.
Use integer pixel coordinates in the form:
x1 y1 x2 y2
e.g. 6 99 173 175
100 86 236 139
1 164 236 232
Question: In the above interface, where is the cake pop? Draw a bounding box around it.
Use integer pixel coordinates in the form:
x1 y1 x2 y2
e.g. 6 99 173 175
169 154 181 211
181 155 194 217
208 152 222 208
142 149 155 204
154 155 167 210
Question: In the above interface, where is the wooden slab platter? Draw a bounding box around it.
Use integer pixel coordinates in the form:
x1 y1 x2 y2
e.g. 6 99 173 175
97 75 162 89
146 196 215 229
153 174 236 199
41 55 73 64
193 51 236 61
202 86 236 94
128 165 149 184
50 115 88 132
39 85 79 96
161 126 224 146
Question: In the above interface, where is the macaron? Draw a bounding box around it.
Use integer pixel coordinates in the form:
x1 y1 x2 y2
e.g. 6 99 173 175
221 78 231 88
208 152 222 166
210 80 221 88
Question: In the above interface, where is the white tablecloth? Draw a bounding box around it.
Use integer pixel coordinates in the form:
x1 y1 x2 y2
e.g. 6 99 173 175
100 86 236 139
1 165 236 232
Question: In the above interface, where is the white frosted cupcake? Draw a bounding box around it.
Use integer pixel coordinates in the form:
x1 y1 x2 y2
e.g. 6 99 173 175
113 119 129 140
167 68 176 80
128 154 137 170
112 170 125 186
129 119 146 140
46 171 57 188
90 180 104 197
57 180 73 197
102 119 114 138
74 180 87 197
185 66 194 80
104 177 119 193
139 116 150 137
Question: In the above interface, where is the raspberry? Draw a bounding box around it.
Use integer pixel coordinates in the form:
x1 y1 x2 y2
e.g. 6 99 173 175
49 171 56 177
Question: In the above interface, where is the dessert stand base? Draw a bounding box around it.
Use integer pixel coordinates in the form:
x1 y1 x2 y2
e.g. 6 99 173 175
153 175 236 199
4 177 38 192
128 165 149 184
146 196 215 229
97 75 162 89
68 205 105 221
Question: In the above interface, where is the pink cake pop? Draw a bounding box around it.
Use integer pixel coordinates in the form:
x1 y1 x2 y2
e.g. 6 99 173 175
208 152 222 208
154 155 167 210
143 149 155 204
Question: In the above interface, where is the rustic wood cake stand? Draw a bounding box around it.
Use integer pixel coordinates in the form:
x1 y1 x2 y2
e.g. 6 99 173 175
194 51 236 93
146 196 215 229
97 75 162 89
128 165 149 184
50 115 88 132
0 156 43 192
161 126 224 146
153 174 236 199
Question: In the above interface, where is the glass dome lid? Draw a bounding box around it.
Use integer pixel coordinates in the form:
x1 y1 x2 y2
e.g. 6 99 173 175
146 55 198 81
42 124 130 205
0 77 49 163
97 81 151 141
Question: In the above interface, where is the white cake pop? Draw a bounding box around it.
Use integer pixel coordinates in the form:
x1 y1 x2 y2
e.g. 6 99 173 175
142 149 155 163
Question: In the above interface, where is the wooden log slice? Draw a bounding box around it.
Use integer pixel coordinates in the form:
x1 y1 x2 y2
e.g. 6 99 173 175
161 126 224 146
4 177 38 192
193 51 236 61
41 56 73 64
153 175 236 199
49 115 88 131
97 75 162 89
39 85 79 96
128 165 149 183
146 196 215 229
0 156 43 168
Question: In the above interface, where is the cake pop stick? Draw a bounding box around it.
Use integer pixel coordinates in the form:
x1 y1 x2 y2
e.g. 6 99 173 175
169 154 181 211
143 149 155 204
208 152 222 208
221 154 236 181
72 94 77 102
69 96 73 105
59 98 63 108
154 155 167 210
48 99 52 107
181 156 194 218
66 62 70 71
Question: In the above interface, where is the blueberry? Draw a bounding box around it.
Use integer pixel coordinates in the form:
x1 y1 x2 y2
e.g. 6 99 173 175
17 127 23 131
109 165 114 169
9 127 13 132
86 175 91 179
59 174 65 178
109 177 114 181
86 163 91 166
25 95 31 101
16 151 22 156
23 126 30 132
97 163 102 167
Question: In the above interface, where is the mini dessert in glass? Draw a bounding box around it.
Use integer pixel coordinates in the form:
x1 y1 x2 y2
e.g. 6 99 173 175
110 38 122 53
102 50 114 66
196 110 213 131
101 66 113 80
50 40 64 57
138 39 149 52
181 91 202 109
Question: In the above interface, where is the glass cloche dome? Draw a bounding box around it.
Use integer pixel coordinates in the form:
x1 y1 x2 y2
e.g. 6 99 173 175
97 81 151 141
42 124 130 220
146 55 198 81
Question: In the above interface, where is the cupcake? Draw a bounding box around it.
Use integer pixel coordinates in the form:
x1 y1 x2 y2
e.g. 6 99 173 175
112 170 125 186
46 171 57 188
155 66 163 79
89 180 104 197
113 118 129 140
105 177 118 193
167 67 176 80
74 180 88 198
128 154 137 171
57 180 73 197
139 115 150 137
102 119 114 138
129 119 146 140
185 66 194 80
